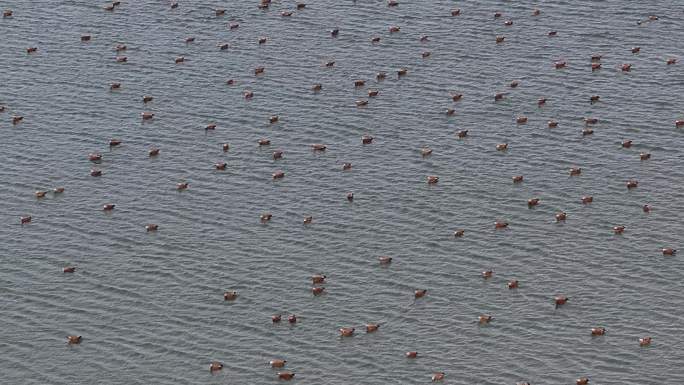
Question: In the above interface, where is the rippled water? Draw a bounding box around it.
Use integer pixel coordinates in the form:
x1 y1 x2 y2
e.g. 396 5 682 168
1 1 684 384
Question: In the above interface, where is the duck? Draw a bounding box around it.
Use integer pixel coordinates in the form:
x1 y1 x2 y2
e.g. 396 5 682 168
591 63 601 71
639 337 652 346
631 46 640 54
504 20 512 26
347 192 354 202
330 29 339 37
12 116 23 125
215 9 225 16
420 35 429 42
269 116 279 124
54 187 65 194
570 167 582 176
146 224 158 232
446 108 455 116
88 153 102 162
255 66 265 75
260 213 272 222
185 37 195 43
528 198 540 207
142 96 153 103
175 56 185 64
555 212 567 222
311 144 327 151
223 143 230 152
209 362 223 371
397 68 408 77
63 266 76 273
496 143 508 151
215 162 227 170
582 128 594 136
177 182 189 190
643 204 651 213
622 140 632 148
482 270 493 279
218 43 229 50
281 10 292 17
495 221 509 229
548 120 558 128
288 314 297 323
272 314 282 323
517 116 528 124
90 169 102 177
667 58 677 65
626 180 638 189
81 35 91 42
675 120 684 128
366 324 380 333
35 191 47 198
508 280 519 289
432 372 445 382
103 204 115 211
357 100 369 107
277 372 295 380
342 162 352 170
451 9 460 16
532 9 541 16
67 335 82 344
141 112 154 120
388 0 398 6
496 36 505 43
20 216 32 225
325 60 335 67
622 64 632 72
273 150 284 159
110 139 122 146
149 148 160 156
376 72 387 80
422 51 431 58
379 256 392 264
454 229 465 237
421 148 433 157
591 55 602 62
406 351 418 358
368 89 379 97
116 56 127 63
297 3 306 9
339 327 355 337
110 82 121 90
581 196 593 204
223 291 238 300
640 153 651 160
259 139 271 146
554 296 569 307
478 315 492 324
389 26 400 33
272 171 285 179
590 95 600 103
513 175 524 183
538 98 547 107
427 176 439 184
457 130 468 138
548 31 557 36
258 37 267 44
312 83 322 92
662 248 676 256
312 287 325 296
495 93 505 101
414 289 427 298
576 378 589 385
510 80 519 88
312 275 326 284
555 60 567 69
3 9 13 17
591 327 606 336
270 359 286 368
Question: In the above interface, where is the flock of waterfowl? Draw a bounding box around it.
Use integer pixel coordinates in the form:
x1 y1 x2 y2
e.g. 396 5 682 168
4 0 682 384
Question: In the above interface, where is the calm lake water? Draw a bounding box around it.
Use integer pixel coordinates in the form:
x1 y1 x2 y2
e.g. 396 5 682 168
1 1 683 384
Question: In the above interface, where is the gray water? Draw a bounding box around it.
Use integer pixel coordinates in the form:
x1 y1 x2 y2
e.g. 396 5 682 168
1 1 684 384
